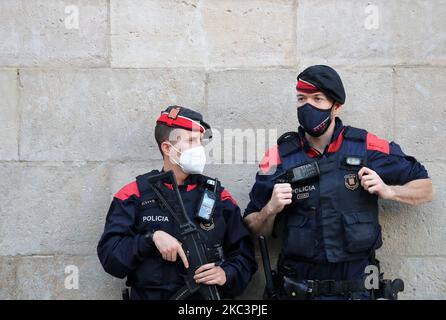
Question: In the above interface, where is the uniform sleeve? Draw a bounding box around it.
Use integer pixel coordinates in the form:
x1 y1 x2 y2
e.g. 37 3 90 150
244 145 284 217
366 133 429 186
218 190 258 298
97 190 155 279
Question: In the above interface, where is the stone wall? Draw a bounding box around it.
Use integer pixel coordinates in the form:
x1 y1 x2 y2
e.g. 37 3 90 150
0 0 445 299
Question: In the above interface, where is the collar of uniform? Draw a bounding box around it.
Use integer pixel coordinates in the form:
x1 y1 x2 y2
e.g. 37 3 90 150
297 117 345 157
183 174 201 187
159 168 199 192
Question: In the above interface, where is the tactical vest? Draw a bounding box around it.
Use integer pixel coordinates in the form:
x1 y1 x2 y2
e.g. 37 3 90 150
277 127 383 265
126 170 227 289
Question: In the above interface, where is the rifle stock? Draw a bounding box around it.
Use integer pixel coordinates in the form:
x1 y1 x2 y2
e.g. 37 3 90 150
258 235 277 299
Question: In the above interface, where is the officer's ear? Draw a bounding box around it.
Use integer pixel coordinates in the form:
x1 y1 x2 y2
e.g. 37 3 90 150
160 141 172 159
333 103 343 116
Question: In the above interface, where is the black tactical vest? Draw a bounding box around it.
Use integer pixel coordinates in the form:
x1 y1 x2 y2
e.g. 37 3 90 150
276 127 383 265
126 170 227 290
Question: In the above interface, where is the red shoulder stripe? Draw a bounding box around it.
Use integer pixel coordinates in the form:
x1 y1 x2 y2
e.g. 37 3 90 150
114 181 140 201
366 133 390 155
259 145 281 174
221 189 237 206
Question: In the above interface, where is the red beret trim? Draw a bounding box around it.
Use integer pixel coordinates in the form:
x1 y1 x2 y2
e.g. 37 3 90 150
296 79 320 93
157 112 205 132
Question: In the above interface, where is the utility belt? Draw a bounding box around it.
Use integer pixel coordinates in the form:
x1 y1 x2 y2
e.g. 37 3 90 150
278 265 404 300
258 236 404 300
281 276 366 299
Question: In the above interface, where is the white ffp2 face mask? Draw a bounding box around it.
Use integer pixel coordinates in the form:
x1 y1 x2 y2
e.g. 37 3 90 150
170 145 206 174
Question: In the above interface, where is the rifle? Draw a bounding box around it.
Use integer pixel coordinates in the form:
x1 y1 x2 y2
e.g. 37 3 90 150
147 170 221 300
258 236 277 299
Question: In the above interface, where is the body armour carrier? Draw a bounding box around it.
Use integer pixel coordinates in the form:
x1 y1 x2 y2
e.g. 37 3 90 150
126 170 226 290
276 126 383 265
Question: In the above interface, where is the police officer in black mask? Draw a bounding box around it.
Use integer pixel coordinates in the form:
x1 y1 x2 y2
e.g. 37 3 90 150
97 106 257 300
244 65 434 300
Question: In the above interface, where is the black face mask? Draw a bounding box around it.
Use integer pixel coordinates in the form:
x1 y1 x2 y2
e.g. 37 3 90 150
297 103 334 137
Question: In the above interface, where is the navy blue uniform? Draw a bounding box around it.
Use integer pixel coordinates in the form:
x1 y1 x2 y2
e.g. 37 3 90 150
98 171 257 300
244 118 428 299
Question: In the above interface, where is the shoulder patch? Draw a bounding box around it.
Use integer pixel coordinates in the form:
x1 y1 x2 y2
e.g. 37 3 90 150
366 132 390 155
221 189 238 206
259 144 281 174
114 181 140 201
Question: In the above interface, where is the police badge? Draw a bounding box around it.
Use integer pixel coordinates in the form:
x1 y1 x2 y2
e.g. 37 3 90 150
344 173 359 191
200 218 215 231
